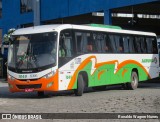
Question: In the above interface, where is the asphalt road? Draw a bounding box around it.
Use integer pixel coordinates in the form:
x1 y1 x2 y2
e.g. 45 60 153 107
0 79 160 121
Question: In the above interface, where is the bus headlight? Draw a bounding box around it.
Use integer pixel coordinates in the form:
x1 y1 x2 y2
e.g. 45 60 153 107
43 71 55 79
47 82 54 88
8 74 15 81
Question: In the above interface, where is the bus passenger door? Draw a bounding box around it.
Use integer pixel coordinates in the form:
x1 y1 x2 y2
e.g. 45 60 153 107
58 29 76 90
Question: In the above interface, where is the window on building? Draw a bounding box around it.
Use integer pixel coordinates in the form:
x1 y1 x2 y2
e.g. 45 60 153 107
0 0 2 18
20 0 33 13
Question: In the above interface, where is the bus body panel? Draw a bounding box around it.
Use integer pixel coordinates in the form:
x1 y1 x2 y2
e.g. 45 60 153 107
58 54 159 90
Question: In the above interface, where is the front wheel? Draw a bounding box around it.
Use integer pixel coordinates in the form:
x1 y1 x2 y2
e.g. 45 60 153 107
127 71 139 90
74 74 84 96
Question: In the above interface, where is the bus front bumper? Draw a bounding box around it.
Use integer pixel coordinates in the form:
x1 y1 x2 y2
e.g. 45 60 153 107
7 72 58 93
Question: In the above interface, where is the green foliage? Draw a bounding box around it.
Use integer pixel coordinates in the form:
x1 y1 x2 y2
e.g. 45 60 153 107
3 28 15 44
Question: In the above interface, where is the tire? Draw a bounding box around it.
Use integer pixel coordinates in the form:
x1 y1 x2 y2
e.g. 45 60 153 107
127 71 139 90
92 86 106 91
37 91 44 97
74 74 84 96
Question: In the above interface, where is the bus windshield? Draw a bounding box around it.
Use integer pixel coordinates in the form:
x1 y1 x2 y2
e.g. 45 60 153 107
8 32 57 71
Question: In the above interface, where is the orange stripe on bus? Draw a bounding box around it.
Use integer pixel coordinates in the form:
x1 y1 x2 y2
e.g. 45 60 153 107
115 60 151 78
98 70 105 80
67 56 96 90
95 60 118 68
122 69 128 77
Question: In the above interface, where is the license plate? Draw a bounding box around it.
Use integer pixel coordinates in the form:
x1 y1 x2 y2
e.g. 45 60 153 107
25 88 34 92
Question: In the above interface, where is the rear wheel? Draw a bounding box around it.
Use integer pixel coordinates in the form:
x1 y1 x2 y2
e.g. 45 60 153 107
74 74 84 96
127 71 138 90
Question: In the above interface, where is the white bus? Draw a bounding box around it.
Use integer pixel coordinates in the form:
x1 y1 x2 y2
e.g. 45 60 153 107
7 24 159 96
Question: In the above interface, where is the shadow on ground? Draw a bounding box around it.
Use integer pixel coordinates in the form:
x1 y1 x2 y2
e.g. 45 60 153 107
0 79 160 99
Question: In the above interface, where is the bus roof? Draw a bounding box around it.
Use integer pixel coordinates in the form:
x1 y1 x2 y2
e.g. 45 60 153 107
12 24 72 35
87 24 122 29
12 24 156 37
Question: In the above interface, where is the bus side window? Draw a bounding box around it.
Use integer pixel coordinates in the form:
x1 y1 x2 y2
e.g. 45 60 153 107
105 35 113 53
64 37 72 57
146 37 153 53
75 31 93 54
93 33 100 52
59 30 74 67
128 36 135 53
87 33 93 52
123 36 129 53
115 35 123 53
93 32 106 53
135 37 141 53
140 37 147 53
81 33 88 53
59 34 66 57
109 35 117 53
152 38 158 54
108 35 123 53
119 36 124 53
60 30 74 57
75 32 82 54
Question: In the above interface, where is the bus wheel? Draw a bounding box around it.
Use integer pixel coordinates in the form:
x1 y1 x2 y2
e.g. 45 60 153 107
74 74 84 96
128 71 138 90
37 91 44 97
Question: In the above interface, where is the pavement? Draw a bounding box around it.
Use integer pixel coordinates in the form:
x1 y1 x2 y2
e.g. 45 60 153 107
0 78 160 122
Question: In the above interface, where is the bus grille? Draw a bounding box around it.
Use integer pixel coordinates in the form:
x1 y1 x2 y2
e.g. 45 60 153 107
16 84 42 89
19 79 39 81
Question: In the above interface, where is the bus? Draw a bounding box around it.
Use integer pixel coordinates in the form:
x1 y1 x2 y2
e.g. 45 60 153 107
7 24 159 96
